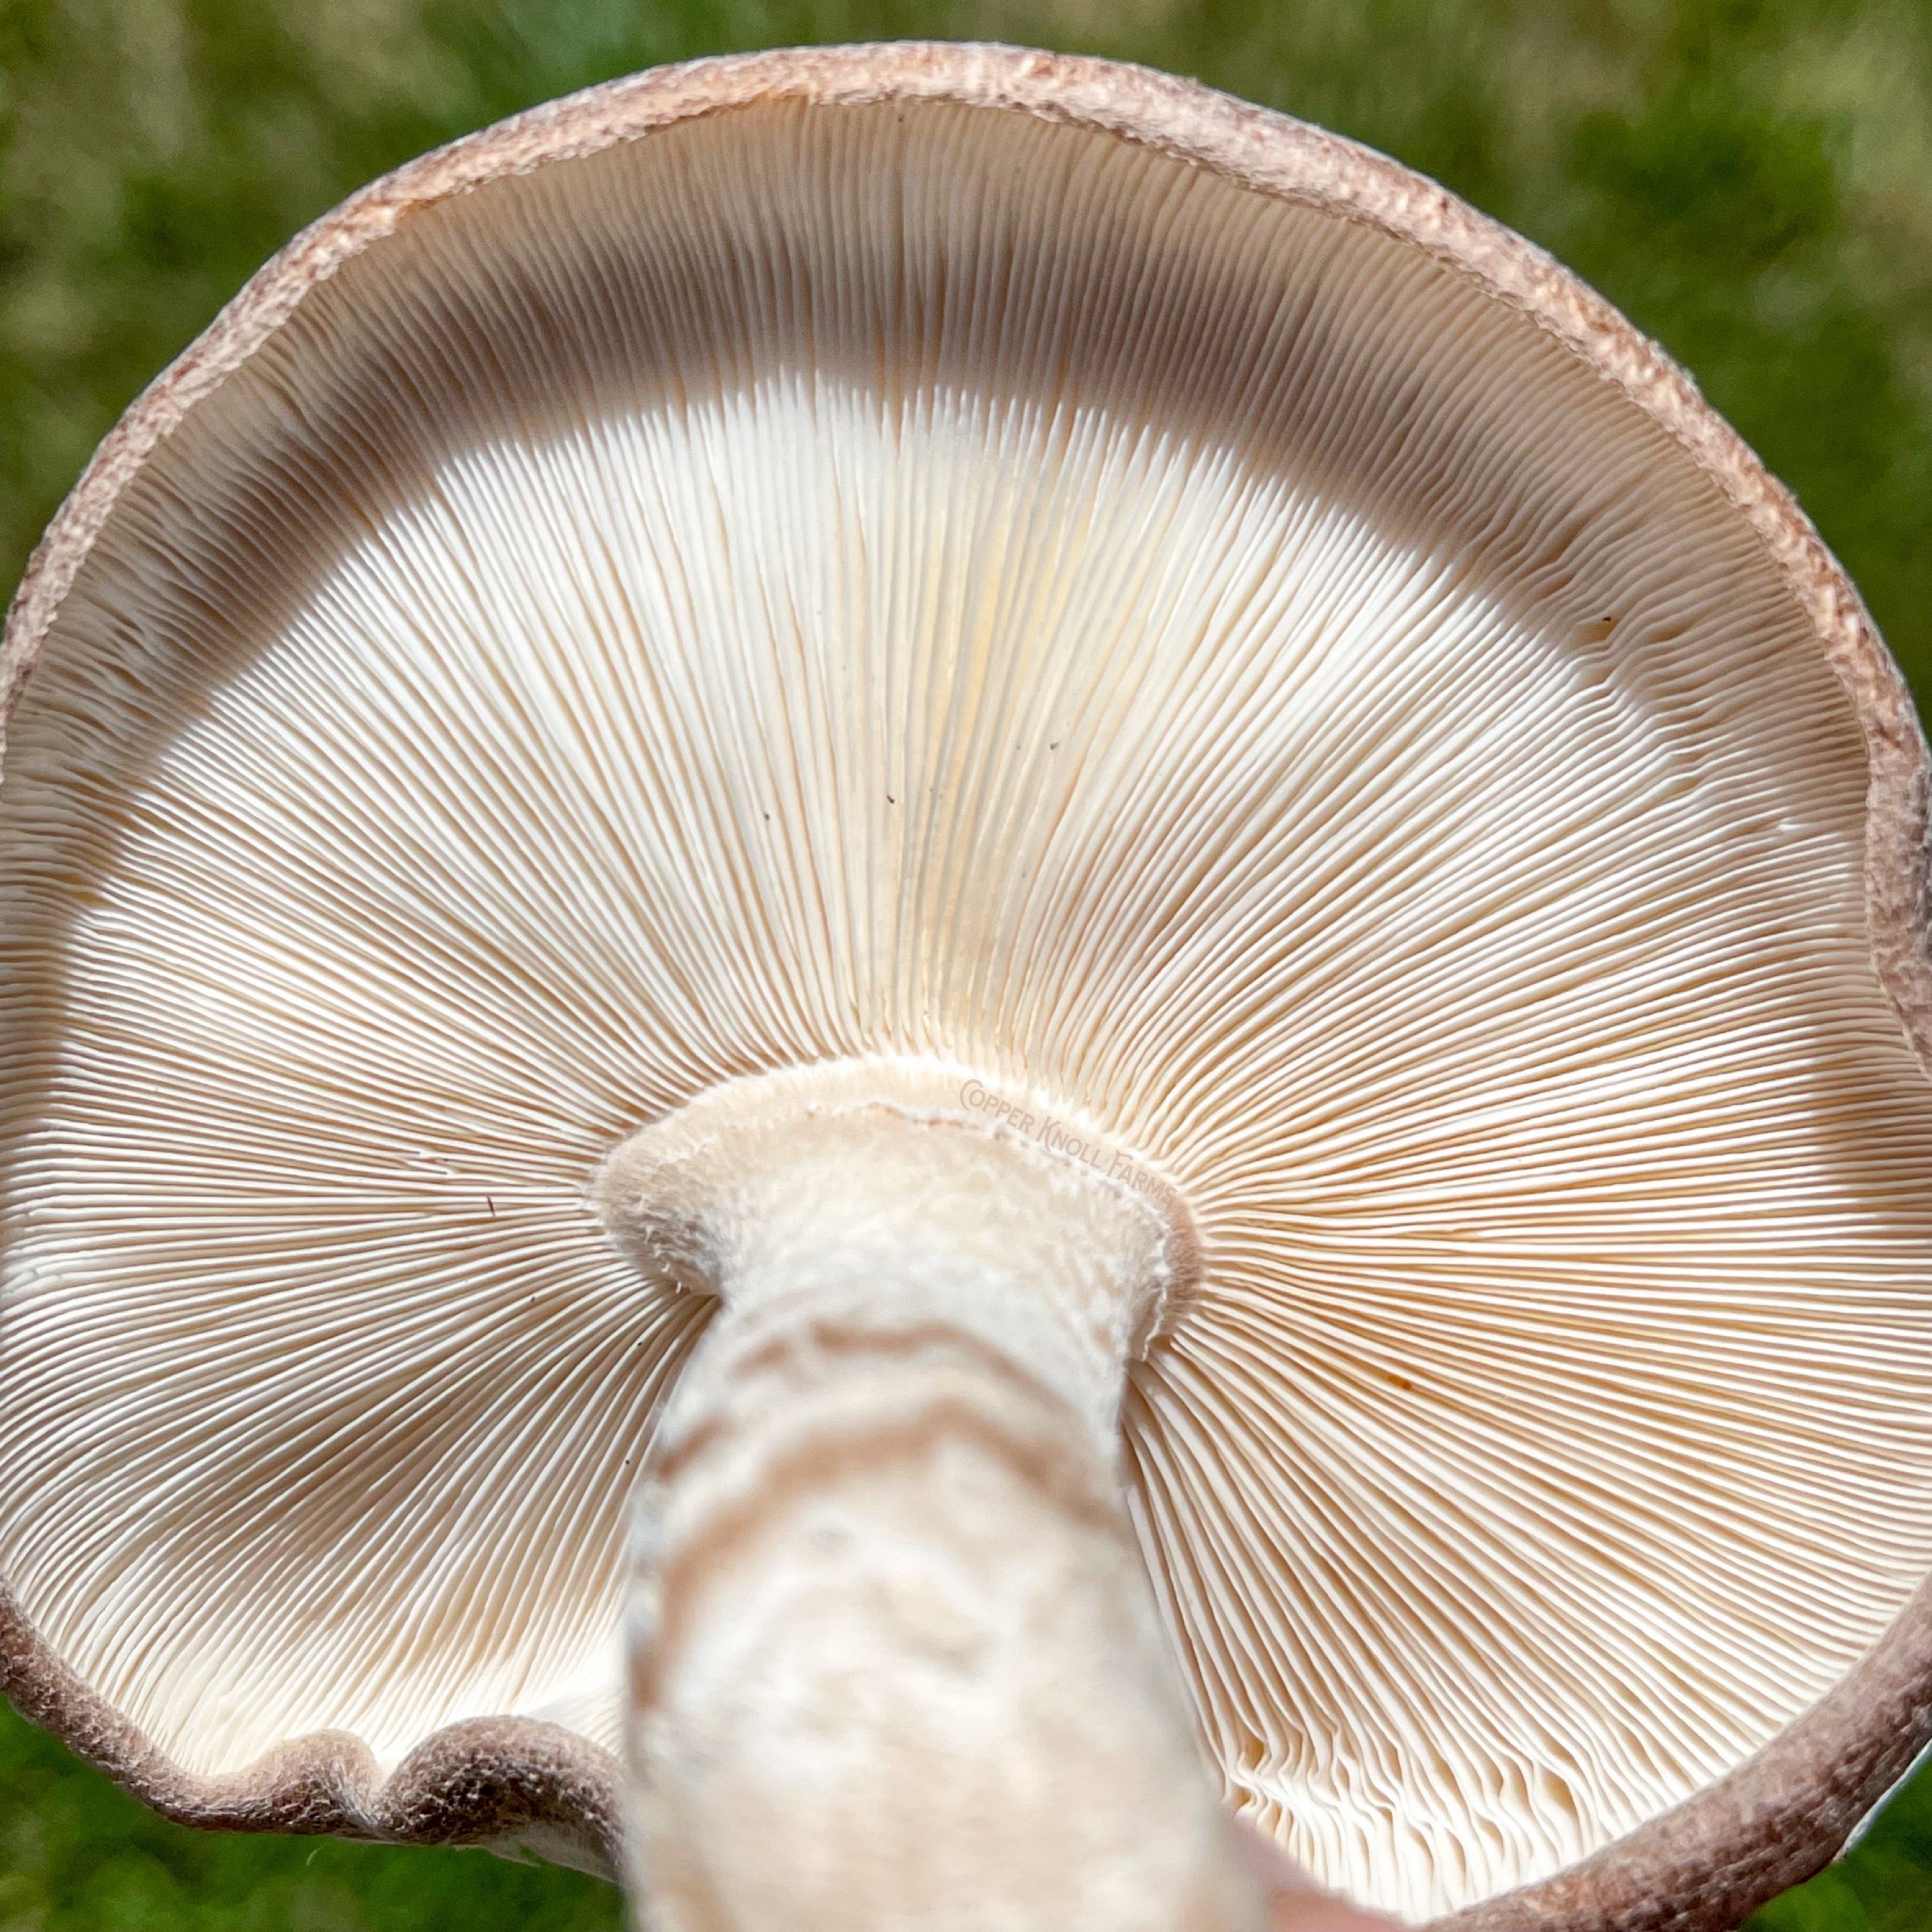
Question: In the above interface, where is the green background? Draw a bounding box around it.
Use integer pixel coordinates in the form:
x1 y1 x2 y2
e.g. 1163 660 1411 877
1 0 1929 1926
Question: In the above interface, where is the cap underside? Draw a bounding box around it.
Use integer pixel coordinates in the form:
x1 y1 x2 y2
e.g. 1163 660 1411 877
3 92 1930 1922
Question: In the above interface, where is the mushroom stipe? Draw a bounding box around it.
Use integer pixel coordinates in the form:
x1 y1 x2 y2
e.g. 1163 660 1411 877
5 40 1932 1932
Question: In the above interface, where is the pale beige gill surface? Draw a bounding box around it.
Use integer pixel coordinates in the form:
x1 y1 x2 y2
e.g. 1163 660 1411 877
1 95 1929 1922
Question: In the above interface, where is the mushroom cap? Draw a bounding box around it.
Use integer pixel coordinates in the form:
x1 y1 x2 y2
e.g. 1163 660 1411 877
3 41 1931 1928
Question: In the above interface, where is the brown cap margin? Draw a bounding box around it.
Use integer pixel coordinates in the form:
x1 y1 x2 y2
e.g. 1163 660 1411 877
3 39 1929 1927
0 1581 625 1870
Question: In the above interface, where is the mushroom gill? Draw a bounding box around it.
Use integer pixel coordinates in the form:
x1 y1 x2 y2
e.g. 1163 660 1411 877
2 65 1929 1927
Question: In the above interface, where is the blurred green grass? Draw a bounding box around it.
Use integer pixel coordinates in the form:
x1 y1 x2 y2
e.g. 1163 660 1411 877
2 1 1929 1926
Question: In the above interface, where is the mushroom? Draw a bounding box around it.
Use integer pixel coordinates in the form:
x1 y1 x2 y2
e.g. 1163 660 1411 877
3 38 1931 1932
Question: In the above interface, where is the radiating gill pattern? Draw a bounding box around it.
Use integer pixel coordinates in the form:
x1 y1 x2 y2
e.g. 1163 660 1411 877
3 97 1930 1920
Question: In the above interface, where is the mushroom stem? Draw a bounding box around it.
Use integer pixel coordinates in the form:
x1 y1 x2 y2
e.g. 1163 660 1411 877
600 1061 1257 1932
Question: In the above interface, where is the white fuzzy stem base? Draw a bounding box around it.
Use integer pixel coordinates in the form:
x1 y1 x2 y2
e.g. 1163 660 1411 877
599 1061 1262 1932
